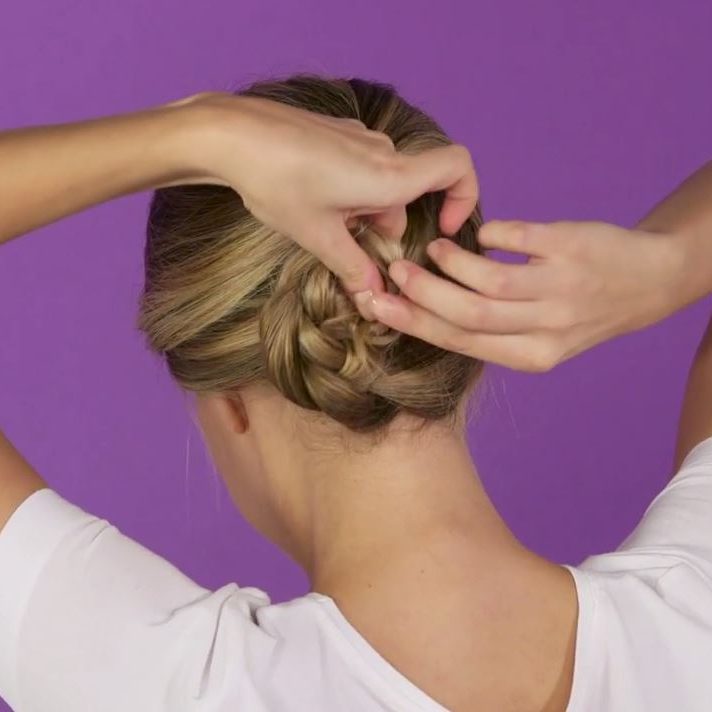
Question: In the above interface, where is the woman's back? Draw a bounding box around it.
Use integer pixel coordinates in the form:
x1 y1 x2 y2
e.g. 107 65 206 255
2 433 712 711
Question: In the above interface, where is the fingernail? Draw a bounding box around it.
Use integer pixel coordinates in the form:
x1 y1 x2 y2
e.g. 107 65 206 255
370 291 399 317
353 290 376 321
389 261 408 286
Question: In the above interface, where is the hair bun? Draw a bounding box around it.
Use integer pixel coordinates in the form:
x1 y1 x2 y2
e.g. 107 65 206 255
260 226 403 430
140 75 484 435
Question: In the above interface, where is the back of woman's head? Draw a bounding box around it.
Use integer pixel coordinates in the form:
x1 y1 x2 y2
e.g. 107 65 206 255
138 74 485 435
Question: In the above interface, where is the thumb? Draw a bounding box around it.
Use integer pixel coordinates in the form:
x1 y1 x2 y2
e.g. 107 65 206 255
298 216 385 296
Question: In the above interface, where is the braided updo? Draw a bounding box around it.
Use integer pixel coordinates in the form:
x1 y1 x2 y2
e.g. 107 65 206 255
138 74 485 434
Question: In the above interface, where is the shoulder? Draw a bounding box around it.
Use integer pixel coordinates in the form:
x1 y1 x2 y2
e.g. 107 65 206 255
0 431 47 536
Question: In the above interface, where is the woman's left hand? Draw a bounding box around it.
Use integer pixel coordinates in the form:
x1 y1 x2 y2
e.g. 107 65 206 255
367 219 692 372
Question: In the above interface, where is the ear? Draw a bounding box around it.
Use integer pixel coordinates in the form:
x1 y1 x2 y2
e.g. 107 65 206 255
196 392 250 435
224 393 250 434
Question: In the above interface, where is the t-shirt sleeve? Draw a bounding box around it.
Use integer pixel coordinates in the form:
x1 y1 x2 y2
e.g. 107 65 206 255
602 435 712 582
0 488 274 712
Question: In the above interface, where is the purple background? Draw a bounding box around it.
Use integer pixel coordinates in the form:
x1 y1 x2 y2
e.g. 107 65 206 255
1 2 712 707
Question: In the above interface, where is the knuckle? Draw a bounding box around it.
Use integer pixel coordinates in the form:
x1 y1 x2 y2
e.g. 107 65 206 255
370 153 402 195
399 267 422 296
450 143 472 165
465 295 489 329
434 242 457 271
374 130 396 149
340 261 368 286
487 269 511 297
458 143 473 161
520 228 539 253
479 220 502 241
347 118 368 129
370 146 398 170
562 234 587 260
440 330 470 356
509 222 530 249
527 341 559 372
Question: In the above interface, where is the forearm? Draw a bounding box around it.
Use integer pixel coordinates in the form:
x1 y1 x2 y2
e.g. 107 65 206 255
0 94 223 533
674 313 712 471
643 161 712 469
0 94 220 246
635 160 712 302
636 160 712 239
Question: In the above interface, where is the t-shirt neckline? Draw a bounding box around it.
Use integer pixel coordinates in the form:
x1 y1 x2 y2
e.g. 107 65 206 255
306 564 597 712
305 591 451 711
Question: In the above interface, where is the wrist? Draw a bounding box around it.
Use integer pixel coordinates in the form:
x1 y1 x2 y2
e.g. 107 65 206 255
676 226 712 304
150 92 236 189
643 225 712 321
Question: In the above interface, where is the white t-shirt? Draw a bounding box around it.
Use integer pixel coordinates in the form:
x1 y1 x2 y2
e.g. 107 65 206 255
1 437 712 712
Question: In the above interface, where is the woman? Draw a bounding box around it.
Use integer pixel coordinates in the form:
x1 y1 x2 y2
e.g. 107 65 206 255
0 74 710 712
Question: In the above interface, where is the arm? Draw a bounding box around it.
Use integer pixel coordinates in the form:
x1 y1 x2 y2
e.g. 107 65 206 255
635 160 712 304
369 158 712 468
0 91 477 534
636 160 712 237
633 161 712 470
0 95 220 247
0 99 211 533
0 433 46 533
371 159 712 373
674 313 712 472
633 161 712 471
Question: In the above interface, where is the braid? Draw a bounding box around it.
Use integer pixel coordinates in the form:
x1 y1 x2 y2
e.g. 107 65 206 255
139 74 485 435
260 227 403 431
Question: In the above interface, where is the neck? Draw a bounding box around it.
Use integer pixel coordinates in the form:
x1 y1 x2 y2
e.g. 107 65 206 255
273 422 528 596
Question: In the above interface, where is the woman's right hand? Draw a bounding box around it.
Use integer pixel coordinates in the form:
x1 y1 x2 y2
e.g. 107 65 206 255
369 219 701 371
176 92 477 299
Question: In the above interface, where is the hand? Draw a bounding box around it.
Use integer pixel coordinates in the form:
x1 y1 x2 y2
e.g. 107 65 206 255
177 92 478 298
368 219 692 372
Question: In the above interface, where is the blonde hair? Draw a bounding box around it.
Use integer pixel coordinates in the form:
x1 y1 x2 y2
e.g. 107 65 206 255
138 74 485 434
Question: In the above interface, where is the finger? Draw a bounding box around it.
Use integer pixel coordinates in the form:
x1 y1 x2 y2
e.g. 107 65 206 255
368 292 555 371
426 239 549 299
478 220 556 258
368 205 408 240
393 145 479 235
303 216 385 296
388 260 545 333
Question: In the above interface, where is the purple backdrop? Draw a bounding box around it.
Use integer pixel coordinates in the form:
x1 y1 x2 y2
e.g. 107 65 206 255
1 2 712 708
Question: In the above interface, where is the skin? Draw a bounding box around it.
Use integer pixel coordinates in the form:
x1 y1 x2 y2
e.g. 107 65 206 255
0 91 476 522
1 90 711 710
368 162 712 375
191 386 578 711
